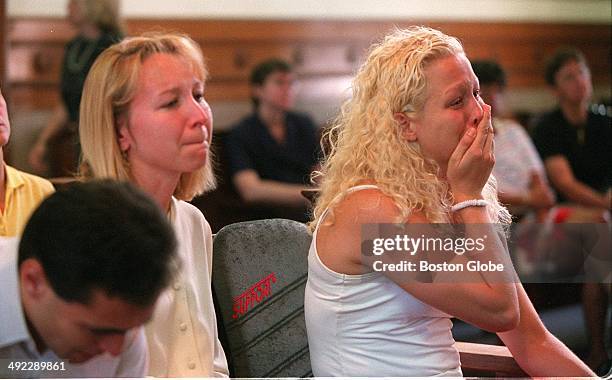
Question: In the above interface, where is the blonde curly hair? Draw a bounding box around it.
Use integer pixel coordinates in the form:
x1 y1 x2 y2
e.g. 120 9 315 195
311 26 509 230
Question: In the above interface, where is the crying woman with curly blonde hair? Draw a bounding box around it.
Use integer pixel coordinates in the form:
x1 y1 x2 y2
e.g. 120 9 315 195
304 26 594 377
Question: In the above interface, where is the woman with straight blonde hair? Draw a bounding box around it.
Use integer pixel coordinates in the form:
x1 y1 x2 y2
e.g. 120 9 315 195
305 26 594 377
79 33 228 377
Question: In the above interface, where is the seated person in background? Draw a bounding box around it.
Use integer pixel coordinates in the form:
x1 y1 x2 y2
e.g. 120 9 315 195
532 48 611 210
532 48 611 375
475 60 611 375
0 87 54 237
305 26 594 377
0 180 178 378
226 58 320 222
471 60 555 220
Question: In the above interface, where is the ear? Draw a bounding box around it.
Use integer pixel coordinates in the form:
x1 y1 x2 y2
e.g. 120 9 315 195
115 116 132 153
251 85 263 101
393 112 418 142
19 259 50 301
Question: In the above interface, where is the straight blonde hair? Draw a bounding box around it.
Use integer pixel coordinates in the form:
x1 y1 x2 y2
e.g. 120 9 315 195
79 33 216 201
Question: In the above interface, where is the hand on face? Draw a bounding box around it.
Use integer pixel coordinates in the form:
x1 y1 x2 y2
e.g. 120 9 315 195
447 103 494 201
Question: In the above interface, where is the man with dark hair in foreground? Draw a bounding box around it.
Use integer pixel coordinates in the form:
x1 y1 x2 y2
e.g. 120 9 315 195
0 180 178 378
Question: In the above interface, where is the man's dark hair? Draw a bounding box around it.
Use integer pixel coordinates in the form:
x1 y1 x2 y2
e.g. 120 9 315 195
544 47 588 86
249 58 292 108
471 60 507 88
18 180 177 307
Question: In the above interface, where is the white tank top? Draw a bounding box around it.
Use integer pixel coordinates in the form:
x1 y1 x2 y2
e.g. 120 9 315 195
304 185 462 377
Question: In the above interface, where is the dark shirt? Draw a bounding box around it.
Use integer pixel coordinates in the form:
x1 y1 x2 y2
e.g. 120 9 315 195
61 32 122 123
532 107 611 202
225 111 321 222
226 112 320 185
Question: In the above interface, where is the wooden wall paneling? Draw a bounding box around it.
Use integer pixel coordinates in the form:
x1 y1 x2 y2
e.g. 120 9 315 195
9 43 64 84
7 18 610 111
296 44 362 75
201 42 297 80
8 18 75 42
10 85 59 110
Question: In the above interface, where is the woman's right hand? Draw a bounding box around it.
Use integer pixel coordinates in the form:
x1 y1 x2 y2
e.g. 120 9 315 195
446 104 494 202
28 139 48 173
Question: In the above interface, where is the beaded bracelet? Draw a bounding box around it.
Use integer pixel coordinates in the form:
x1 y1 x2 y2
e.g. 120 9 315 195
451 199 489 212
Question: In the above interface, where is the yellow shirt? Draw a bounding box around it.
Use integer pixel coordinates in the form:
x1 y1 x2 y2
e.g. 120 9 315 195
1 165 54 237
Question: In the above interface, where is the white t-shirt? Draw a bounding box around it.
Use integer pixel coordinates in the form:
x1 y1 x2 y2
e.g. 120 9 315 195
493 117 547 196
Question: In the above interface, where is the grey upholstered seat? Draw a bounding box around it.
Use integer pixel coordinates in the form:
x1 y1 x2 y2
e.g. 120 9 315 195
212 219 312 377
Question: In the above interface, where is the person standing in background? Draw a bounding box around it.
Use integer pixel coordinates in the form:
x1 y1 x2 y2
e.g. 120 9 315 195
29 0 124 177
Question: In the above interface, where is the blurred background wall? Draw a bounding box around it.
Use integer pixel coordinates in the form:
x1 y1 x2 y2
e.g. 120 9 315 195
3 0 611 171
7 0 610 22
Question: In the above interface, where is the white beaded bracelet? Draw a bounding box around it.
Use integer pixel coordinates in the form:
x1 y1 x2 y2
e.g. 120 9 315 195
451 199 489 212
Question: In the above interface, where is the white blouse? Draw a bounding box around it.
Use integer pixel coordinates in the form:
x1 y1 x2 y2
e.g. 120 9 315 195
145 198 228 377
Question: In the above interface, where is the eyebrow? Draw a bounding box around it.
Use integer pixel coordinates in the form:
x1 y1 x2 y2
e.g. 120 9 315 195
442 80 474 97
84 316 153 335
156 87 180 97
156 80 204 97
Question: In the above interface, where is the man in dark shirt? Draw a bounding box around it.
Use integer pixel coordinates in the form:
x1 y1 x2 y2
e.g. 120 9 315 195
532 48 611 375
226 59 320 222
532 48 611 208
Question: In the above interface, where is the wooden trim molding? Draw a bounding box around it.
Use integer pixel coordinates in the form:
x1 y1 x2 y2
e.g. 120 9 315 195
6 18 611 110
456 341 528 377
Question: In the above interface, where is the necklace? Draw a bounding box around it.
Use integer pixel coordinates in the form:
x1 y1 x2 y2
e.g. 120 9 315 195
65 37 98 73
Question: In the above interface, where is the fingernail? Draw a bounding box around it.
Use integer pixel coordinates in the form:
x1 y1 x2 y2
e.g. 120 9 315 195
467 128 476 137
